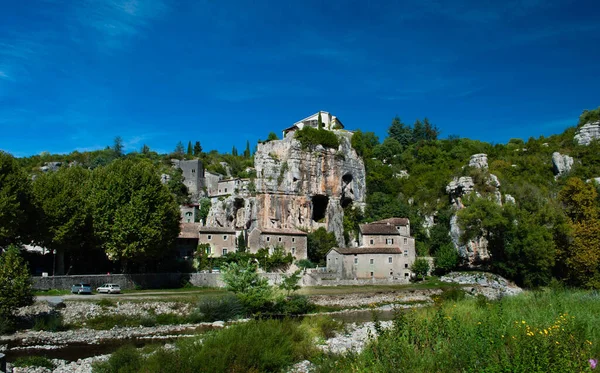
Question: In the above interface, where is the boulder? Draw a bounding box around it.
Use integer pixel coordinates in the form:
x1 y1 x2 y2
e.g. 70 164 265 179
551 152 573 177
574 121 600 146
468 153 488 169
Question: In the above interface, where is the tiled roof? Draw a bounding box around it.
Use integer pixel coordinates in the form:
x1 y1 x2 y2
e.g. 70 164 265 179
179 223 200 239
330 247 404 255
259 228 307 236
372 218 409 226
198 226 237 233
359 223 399 235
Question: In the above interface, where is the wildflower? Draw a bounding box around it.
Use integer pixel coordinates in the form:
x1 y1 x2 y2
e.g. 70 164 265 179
587 340 593 345
544 329 548 335
522 320 526 324
590 359 598 370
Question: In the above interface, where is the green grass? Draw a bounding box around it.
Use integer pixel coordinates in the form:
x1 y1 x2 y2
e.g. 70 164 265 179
316 289 600 372
33 289 71 296
13 356 55 370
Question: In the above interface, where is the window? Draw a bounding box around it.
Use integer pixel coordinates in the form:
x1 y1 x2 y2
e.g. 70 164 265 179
390 271 393 276
292 247 296 255
388 257 393 263
207 235 212 240
396 226 400 230
370 271 374 277
206 247 212 254
405 263 408 268
292 237 295 243
386 238 393 245
192 169 195 174
369 239 374 245
278 237 282 242
404 250 408 256
186 212 192 216
266 236 270 242
224 188 228 193
223 235 227 240
370 258 374 265
354 258 358 264
404 238 408 245
222 248 228 255
405 273 409 277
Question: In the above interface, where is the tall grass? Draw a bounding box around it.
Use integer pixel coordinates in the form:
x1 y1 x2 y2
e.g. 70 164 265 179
317 289 600 372
92 319 316 373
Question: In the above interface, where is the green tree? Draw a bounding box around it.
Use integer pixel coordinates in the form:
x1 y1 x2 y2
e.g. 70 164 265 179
193 141 202 156
434 244 459 275
317 112 323 130
88 159 180 272
232 146 238 156
166 168 190 205
307 228 338 265
198 198 211 225
256 246 294 272
244 140 251 158
423 117 440 141
387 116 412 147
0 152 36 247
0 245 33 327
237 232 247 252
221 261 274 314
351 130 379 158
174 142 185 157
32 166 93 275
113 136 124 158
141 144 150 154
411 258 430 280
187 141 193 156
279 270 302 296
266 132 279 142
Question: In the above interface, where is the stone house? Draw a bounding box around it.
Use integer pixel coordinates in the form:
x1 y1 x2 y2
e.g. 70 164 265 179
198 226 240 257
173 159 205 198
180 204 199 223
326 218 416 279
282 111 344 138
247 227 308 260
177 223 200 259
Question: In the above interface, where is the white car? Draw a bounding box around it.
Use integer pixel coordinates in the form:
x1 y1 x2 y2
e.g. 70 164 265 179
96 283 121 294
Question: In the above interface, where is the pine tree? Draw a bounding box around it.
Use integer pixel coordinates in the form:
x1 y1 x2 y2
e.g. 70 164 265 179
174 141 185 156
141 144 150 154
244 140 251 158
317 112 323 130
187 141 193 156
113 136 124 158
193 141 202 156
232 146 238 156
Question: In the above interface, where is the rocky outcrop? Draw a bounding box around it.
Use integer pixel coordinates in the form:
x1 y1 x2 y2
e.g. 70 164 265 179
574 121 600 146
440 272 523 299
468 153 488 169
449 215 489 263
205 131 366 246
552 152 573 178
445 176 475 207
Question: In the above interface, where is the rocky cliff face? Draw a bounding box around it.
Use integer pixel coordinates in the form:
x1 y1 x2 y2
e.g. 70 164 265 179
552 152 573 178
574 121 600 146
205 130 367 246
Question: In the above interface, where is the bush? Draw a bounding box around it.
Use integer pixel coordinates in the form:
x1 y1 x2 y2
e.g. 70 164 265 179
92 345 142 373
295 259 317 269
13 356 55 370
276 295 315 315
303 315 344 339
33 312 67 332
294 126 340 150
195 294 245 322
0 246 33 321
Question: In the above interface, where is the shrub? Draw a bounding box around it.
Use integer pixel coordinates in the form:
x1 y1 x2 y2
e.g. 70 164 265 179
295 259 317 269
0 246 33 321
13 356 55 370
302 315 344 339
195 294 245 322
33 312 67 332
294 126 340 150
92 345 142 373
97 298 116 308
277 295 315 315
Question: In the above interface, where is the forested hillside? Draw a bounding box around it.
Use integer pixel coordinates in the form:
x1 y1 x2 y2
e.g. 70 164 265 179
1 107 600 288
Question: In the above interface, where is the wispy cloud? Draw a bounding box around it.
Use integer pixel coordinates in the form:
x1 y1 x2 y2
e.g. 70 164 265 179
0 70 10 80
73 0 168 50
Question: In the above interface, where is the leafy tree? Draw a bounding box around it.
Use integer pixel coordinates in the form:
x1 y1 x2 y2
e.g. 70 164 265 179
113 136 124 158
413 119 425 142
221 261 274 314
373 138 403 163
237 232 247 252
279 270 302 296
198 198 211 225
294 126 340 150
0 245 33 327
256 246 294 272
0 152 36 247
32 166 93 274
141 144 150 154
166 168 190 205
193 141 202 156
307 228 338 265
88 159 180 272
434 244 459 275
411 258 430 280
187 141 193 156
266 132 279 142
578 107 600 126
351 130 379 158
423 118 440 141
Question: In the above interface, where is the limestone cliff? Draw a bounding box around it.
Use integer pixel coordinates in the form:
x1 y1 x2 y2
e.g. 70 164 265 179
574 121 600 146
205 130 367 246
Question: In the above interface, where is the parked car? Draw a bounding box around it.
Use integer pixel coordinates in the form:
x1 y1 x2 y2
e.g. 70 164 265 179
71 283 92 294
96 283 121 294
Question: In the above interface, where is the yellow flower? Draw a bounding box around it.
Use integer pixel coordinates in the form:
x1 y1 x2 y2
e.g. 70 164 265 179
586 340 593 345
522 320 526 324
556 341 560 345
544 329 548 335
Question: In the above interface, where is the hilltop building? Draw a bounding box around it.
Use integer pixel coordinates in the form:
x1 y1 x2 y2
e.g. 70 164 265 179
282 111 344 138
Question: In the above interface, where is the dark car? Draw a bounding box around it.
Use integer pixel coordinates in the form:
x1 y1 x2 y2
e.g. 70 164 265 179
71 283 92 294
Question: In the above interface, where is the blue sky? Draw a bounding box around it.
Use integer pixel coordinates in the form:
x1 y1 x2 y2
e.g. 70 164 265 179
1 0 599 157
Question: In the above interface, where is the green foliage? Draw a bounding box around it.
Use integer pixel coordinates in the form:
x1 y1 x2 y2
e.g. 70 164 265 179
578 106 600 126
0 151 36 246
434 244 459 275
198 198 211 225
277 161 288 185
33 312 67 332
221 261 274 314
0 245 33 320
187 141 193 156
112 136 124 158
295 259 317 269
276 294 315 315
411 258 430 280
236 232 247 251
88 159 180 270
266 132 279 142
317 290 600 373
350 130 379 158
195 294 244 322
92 344 142 373
294 126 340 150
279 270 302 296
307 227 338 265
14 356 56 370
193 141 202 156
255 246 294 272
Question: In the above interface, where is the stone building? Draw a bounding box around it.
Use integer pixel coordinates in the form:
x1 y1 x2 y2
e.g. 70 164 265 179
247 228 308 260
326 218 416 280
176 223 200 259
173 159 205 198
282 111 344 138
180 204 199 223
198 226 240 257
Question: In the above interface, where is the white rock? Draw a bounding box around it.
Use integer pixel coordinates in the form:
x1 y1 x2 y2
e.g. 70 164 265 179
468 154 488 169
574 121 600 146
551 152 573 177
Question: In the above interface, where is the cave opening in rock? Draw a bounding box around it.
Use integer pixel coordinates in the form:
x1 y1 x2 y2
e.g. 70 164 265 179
234 198 245 209
341 197 353 208
342 173 353 184
312 195 329 222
